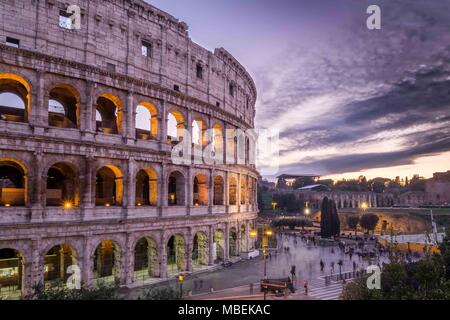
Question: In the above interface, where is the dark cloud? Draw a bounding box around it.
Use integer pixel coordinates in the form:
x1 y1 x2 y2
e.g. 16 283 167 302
256 0 450 177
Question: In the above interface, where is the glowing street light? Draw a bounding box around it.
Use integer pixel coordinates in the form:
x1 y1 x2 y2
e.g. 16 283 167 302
361 202 368 210
63 201 72 210
271 201 278 211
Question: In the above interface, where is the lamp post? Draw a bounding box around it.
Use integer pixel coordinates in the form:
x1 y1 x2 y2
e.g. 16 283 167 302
250 226 273 300
271 201 278 212
178 273 184 299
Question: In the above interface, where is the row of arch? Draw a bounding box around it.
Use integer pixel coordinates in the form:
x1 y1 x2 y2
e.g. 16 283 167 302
0 158 256 207
0 226 250 298
0 73 251 151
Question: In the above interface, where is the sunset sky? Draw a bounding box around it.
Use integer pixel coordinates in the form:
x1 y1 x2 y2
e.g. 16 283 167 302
152 1 450 180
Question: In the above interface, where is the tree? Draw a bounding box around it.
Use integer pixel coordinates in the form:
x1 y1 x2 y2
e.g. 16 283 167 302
320 197 332 238
347 215 360 235
330 199 340 236
359 213 379 234
25 282 120 300
271 217 313 230
139 286 182 300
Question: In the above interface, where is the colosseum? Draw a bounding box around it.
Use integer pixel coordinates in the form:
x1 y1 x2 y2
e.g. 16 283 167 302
0 0 258 298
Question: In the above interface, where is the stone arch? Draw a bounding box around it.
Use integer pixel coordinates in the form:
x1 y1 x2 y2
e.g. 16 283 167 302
168 170 185 206
95 93 123 135
0 73 30 123
43 243 79 288
192 231 208 268
191 115 207 146
212 123 224 162
229 227 238 256
213 175 224 205
166 234 186 274
95 165 123 206
0 247 25 299
45 161 80 207
92 240 122 285
213 229 225 263
0 158 28 207
135 101 158 140
167 109 185 143
193 173 208 206
133 236 159 282
48 83 80 129
240 224 247 252
247 177 254 205
229 175 237 205
135 167 158 206
240 176 247 205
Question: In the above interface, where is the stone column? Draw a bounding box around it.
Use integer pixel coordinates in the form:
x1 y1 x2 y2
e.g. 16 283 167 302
187 167 193 214
222 123 228 164
126 92 135 144
237 172 242 213
224 171 229 213
208 226 214 265
186 230 193 272
81 81 95 140
208 168 214 213
81 237 93 288
159 232 168 278
236 223 241 255
30 70 46 133
160 163 168 216
159 100 168 147
126 158 136 213
224 222 230 261
30 151 44 222
81 156 95 220
124 234 134 285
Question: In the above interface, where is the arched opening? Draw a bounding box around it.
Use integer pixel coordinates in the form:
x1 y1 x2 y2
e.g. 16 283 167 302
213 176 224 205
0 248 24 299
167 234 186 274
229 228 237 256
135 102 158 140
192 118 207 146
0 73 30 123
95 165 123 206
134 237 158 282
168 171 185 206
240 225 247 252
95 94 122 135
93 240 121 285
46 162 79 207
240 176 247 205
229 176 237 205
192 232 208 269
44 244 78 289
48 85 79 128
213 230 225 263
135 168 158 206
212 124 223 161
0 160 26 207
247 178 254 205
193 174 208 206
167 110 185 144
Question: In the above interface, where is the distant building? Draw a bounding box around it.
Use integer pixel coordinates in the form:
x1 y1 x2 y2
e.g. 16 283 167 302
425 171 450 205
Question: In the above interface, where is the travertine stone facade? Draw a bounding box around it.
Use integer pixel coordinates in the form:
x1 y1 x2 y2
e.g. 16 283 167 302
0 0 258 297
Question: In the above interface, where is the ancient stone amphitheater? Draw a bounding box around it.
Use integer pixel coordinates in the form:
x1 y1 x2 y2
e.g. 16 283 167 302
0 0 258 298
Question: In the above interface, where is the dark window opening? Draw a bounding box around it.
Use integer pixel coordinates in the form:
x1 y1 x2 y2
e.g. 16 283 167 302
6 37 19 48
173 85 180 92
196 64 203 79
106 63 116 72
141 41 152 57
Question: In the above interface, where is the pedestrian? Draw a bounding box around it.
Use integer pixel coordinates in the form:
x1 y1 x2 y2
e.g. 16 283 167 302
304 280 308 295
331 261 335 273
320 259 324 272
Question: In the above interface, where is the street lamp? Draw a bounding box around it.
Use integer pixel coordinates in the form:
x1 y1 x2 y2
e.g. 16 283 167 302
178 273 184 299
271 201 278 211
361 202 368 210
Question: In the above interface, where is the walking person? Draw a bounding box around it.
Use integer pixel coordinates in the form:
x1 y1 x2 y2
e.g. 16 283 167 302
331 261 335 273
304 280 308 295
320 259 325 272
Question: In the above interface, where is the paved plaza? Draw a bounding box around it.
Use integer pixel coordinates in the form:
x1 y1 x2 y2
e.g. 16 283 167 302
126 231 388 300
